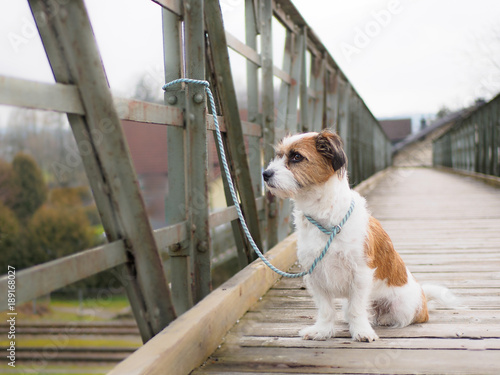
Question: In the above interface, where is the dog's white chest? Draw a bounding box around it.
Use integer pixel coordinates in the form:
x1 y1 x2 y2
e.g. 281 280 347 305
297 230 360 298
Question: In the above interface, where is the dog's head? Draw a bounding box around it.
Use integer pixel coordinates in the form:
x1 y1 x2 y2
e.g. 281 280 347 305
262 129 347 199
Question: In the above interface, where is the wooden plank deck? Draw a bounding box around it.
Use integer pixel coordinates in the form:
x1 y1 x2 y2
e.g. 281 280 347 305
193 168 500 374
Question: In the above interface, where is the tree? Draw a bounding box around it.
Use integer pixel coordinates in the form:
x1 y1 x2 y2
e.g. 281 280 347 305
10 153 48 222
436 106 451 120
0 108 89 188
132 73 163 103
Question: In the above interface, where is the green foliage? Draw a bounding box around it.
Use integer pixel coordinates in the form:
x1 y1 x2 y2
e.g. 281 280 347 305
0 159 15 205
10 153 48 222
50 186 101 227
24 198 109 290
50 186 93 207
0 202 21 267
27 205 95 266
0 154 113 290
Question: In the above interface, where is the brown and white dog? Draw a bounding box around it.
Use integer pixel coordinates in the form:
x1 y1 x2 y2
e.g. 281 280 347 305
263 129 454 342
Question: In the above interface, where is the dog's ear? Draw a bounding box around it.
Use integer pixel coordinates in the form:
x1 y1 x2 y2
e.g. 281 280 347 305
315 129 347 173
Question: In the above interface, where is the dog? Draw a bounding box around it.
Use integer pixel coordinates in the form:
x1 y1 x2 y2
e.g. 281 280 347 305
263 129 454 342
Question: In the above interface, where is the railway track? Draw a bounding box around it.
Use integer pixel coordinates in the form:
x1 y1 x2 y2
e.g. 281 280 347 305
0 321 141 363
12 347 136 362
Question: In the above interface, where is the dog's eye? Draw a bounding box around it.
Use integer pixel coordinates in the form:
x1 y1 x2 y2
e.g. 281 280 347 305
290 152 304 163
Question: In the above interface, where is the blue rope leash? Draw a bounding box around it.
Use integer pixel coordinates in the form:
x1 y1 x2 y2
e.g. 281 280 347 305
162 78 355 278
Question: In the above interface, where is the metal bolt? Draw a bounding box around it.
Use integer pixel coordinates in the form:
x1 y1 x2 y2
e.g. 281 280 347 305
193 93 204 104
167 95 177 105
197 241 208 253
266 115 273 122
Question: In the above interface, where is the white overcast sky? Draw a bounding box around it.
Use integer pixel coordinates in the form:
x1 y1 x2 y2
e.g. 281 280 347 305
1 0 500 125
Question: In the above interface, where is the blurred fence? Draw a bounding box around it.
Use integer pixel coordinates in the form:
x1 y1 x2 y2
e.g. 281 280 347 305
0 0 391 343
433 93 500 177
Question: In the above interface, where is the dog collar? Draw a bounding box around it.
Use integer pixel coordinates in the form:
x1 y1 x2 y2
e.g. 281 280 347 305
304 199 356 236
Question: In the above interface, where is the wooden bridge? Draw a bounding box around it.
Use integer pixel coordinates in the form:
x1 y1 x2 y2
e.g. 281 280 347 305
0 0 499 374
109 167 500 374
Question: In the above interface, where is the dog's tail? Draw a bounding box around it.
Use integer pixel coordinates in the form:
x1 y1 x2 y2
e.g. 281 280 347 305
422 284 460 308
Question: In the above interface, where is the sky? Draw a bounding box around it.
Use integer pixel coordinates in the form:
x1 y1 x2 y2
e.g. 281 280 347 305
290 0 500 119
1 0 500 127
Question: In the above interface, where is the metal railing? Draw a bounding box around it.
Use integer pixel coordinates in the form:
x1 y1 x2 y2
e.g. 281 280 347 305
433 93 500 177
0 0 391 343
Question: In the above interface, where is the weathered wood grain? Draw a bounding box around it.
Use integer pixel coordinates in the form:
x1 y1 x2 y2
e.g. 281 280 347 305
108 234 298 375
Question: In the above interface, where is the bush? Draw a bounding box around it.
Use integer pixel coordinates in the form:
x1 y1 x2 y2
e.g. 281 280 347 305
10 153 48 222
0 203 21 268
27 205 95 266
50 186 93 207
0 159 15 205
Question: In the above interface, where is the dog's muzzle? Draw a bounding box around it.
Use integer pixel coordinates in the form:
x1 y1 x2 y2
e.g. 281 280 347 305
262 169 274 183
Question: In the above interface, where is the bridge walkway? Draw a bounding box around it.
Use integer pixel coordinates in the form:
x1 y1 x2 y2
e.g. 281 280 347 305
192 167 500 374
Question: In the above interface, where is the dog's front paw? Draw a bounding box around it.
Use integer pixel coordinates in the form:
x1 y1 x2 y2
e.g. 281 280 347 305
299 324 335 341
349 319 378 342
351 328 379 342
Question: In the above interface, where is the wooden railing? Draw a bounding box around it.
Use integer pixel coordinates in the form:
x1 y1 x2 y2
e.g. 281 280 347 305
0 0 391 344
433 93 499 177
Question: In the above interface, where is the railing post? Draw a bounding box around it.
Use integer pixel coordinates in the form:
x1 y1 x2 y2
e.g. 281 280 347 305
245 0 264 212
326 69 339 132
204 0 264 263
261 0 278 249
162 7 193 315
184 0 212 303
338 80 351 175
276 29 293 133
310 56 326 131
286 28 306 133
299 28 309 132
493 101 499 176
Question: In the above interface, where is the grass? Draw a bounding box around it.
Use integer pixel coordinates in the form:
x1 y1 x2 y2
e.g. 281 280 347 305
1 295 139 375
50 295 130 309
0 336 141 349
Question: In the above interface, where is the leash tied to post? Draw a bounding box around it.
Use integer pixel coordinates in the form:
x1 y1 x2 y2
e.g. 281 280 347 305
162 78 355 278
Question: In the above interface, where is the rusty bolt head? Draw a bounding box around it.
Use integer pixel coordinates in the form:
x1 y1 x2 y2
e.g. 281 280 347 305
197 241 208 253
167 95 177 105
193 93 204 104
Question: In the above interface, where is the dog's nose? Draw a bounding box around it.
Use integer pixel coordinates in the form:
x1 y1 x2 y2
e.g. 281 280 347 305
262 169 274 182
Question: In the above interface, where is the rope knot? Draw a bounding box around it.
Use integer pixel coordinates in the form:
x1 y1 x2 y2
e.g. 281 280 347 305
304 199 355 237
